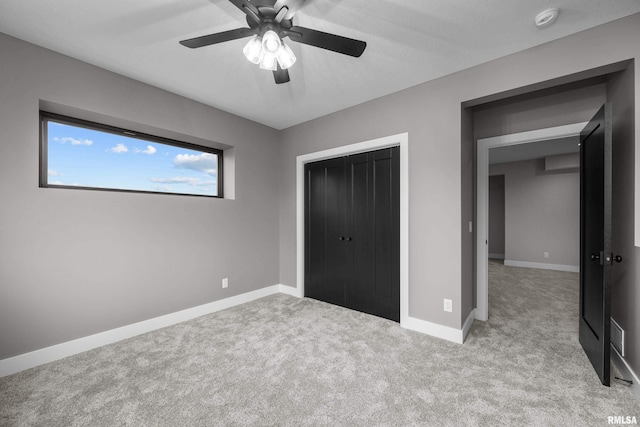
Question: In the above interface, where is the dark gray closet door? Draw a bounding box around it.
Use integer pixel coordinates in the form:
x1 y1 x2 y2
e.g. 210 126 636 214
345 147 400 321
304 147 400 322
305 157 347 307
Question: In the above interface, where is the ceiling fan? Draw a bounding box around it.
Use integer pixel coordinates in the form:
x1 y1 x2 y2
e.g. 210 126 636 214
179 0 367 84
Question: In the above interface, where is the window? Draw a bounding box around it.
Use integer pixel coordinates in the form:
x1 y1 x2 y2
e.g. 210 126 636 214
40 112 223 198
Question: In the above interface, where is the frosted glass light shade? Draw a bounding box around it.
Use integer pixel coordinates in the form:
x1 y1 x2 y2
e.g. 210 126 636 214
243 36 263 64
244 31 296 72
261 30 281 54
276 42 296 69
259 52 277 71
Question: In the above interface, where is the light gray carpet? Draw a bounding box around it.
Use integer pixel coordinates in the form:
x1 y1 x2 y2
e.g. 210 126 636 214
1 261 639 426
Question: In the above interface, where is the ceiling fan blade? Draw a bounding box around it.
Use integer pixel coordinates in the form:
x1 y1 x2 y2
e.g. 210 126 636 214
273 66 290 84
180 27 256 49
273 0 308 20
286 26 366 57
227 0 261 22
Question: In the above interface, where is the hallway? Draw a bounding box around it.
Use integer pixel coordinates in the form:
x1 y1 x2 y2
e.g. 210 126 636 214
466 259 639 424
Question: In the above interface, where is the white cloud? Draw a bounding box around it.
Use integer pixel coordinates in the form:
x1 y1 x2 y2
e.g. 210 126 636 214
54 136 93 146
48 169 62 177
150 177 199 185
173 152 217 176
110 143 128 153
150 177 216 187
136 145 157 155
49 180 82 186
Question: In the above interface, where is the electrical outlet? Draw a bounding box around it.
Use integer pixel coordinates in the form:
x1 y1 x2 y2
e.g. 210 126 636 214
543 252 549 259
222 278 228 289
444 299 453 313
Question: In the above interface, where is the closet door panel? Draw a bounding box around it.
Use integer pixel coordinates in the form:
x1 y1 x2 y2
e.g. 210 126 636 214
345 147 400 322
373 148 396 299
305 158 346 306
372 147 400 321
347 153 375 295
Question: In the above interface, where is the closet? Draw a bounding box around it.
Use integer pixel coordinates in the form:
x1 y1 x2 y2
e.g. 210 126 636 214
304 146 400 322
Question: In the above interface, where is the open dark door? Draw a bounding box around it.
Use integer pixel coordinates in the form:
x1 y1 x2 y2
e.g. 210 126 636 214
579 103 612 386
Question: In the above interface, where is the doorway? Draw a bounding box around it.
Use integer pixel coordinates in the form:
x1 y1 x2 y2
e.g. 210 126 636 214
476 123 587 321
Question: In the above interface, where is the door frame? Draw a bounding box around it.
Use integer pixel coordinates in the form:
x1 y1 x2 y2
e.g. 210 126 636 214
476 123 587 321
296 133 409 323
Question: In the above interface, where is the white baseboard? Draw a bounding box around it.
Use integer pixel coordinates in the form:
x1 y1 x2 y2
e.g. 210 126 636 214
462 309 476 342
0 284 299 378
2 283 473 376
402 315 466 344
611 344 640 400
504 260 579 273
279 284 302 298
488 253 505 260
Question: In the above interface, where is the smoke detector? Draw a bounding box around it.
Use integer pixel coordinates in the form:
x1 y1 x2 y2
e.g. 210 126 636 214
535 8 559 28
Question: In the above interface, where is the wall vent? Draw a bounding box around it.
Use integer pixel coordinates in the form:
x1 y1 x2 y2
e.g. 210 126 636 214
611 317 625 356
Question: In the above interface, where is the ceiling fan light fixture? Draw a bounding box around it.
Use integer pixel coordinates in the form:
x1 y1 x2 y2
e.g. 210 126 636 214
243 35 263 64
179 0 368 84
259 51 278 71
261 30 281 54
276 42 296 70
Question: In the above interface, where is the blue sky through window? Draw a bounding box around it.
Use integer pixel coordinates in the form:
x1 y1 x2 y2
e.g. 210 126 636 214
46 121 219 196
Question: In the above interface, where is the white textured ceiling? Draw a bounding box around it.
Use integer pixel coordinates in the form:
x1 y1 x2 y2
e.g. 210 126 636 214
1 0 640 130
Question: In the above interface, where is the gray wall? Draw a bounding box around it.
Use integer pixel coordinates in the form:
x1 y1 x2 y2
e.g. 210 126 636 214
280 14 640 329
2 12 640 382
473 83 608 140
0 34 281 359
608 64 639 378
488 175 505 257
490 160 580 267
460 107 476 320
279 13 640 378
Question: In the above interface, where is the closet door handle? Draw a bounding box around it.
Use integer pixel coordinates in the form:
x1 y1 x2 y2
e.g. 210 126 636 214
339 236 345 241
346 237 352 242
